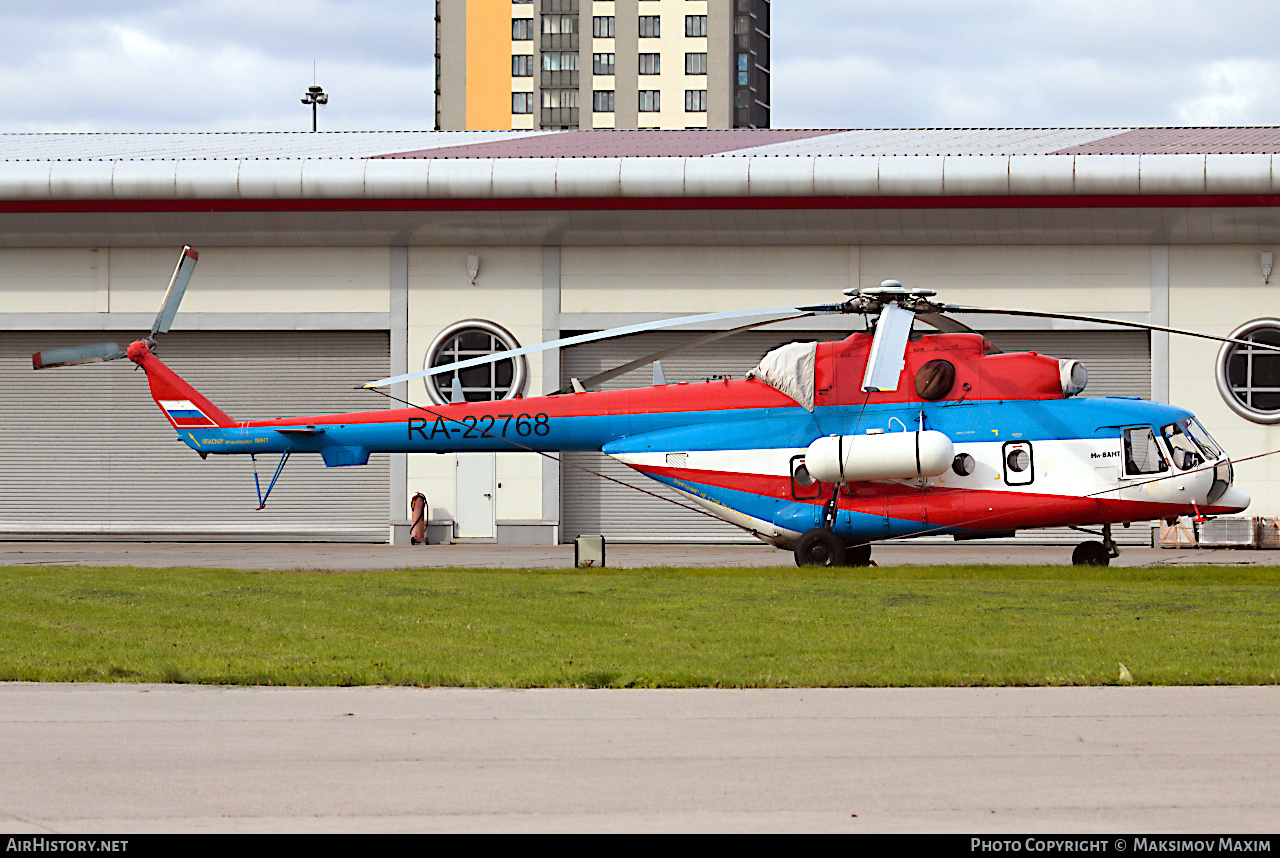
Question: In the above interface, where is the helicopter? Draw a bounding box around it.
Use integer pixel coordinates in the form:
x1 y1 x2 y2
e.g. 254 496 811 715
31 246 1261 567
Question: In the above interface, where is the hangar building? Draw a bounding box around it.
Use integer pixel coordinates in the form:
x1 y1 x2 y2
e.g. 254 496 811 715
2 127 1279 545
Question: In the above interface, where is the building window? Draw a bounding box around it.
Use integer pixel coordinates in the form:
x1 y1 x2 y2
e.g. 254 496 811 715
512 55 533 77
542 13 578 35
685 89 707 112
512 18 533 40
593 53 615 75
639 15 660 37
639 90 660 112
423 321 527 405
541 89 579 108
1217 319 1280 422
512 92 533 114
737 52 749 85
593 90 615 112
686 15 707 37
542 51 579 71
638 53 660 75
593 15 614 38
685 52 707 75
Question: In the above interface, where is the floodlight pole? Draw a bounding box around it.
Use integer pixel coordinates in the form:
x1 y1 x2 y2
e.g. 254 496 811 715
301 85 328 132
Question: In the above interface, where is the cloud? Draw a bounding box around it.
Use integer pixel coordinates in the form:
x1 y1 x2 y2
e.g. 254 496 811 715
1 1 1277 132
772 0 1280 128
0 1 435 131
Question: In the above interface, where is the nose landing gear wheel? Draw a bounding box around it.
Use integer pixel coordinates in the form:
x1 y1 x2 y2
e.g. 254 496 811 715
1072 540 1111 566
794 529 846 567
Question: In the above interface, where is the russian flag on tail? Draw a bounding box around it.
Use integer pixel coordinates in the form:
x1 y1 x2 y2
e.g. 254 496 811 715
158 399 218 428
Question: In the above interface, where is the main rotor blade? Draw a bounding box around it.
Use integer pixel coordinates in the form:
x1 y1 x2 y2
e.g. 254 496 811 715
940 305 1280 354
552 314 812 394
862 302 915 392
150 246 199 337
32 343 125 370
915 311 1003 353
362 305 846 389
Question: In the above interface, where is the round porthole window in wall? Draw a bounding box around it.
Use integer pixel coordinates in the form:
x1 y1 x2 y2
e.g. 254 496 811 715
423 320 528 405
1217 318 1280 424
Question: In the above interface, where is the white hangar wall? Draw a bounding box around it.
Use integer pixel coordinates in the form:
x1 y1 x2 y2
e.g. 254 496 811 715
0 246 391 315
406 246 551 544
0 245 397 540
1168 245 1280 517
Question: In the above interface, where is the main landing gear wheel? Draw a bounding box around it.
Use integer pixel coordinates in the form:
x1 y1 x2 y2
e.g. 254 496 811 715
1072 540 1111 566
794 529 846 567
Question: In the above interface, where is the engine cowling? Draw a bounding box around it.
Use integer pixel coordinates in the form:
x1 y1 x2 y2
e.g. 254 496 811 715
804 430 954 484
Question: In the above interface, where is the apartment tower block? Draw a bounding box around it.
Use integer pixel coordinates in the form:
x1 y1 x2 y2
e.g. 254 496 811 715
435 0 770 130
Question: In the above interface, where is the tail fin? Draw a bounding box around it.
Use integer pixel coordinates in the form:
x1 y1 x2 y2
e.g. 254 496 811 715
126 340 235 429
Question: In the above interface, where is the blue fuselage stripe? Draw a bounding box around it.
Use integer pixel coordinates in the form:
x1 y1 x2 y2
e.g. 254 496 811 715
177 397 1195 458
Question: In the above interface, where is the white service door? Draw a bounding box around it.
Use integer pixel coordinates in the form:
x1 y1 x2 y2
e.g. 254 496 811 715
454 453 497 539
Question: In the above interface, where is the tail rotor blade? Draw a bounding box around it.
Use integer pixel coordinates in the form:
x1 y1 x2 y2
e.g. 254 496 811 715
32 343 126 370
151 246 199 337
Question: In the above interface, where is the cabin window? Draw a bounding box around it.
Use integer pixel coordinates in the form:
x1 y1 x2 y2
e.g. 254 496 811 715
1122 427 1168 477
789 455 822 499
423 320 527 405
1002 441 1034 486
914 359 955 401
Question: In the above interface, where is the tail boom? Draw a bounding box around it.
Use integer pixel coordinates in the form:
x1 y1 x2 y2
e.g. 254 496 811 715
127 340 234 431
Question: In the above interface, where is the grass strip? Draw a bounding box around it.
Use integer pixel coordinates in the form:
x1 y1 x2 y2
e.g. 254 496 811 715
1 564 1278 687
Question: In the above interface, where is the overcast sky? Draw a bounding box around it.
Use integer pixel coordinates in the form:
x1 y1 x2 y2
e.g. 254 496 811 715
1 1 1277 133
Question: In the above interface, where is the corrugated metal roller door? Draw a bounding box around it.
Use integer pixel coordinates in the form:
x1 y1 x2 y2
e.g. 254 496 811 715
561 328 1150 544
2 330 391 540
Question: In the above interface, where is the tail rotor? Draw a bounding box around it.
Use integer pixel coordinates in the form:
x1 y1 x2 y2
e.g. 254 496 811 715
31 246 198 372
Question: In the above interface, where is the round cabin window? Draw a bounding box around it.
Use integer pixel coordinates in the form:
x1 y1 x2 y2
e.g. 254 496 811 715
423 320 528 405
1217 319 1280 424
915 359 956 401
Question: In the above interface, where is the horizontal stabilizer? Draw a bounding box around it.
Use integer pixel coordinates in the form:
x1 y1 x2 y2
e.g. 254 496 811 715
32 343 126 370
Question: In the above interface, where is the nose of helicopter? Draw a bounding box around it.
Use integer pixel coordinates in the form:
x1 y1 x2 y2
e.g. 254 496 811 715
1210 485 1251 514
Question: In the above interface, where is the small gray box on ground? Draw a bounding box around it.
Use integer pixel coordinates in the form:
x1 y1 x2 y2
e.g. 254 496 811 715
575 535 606 568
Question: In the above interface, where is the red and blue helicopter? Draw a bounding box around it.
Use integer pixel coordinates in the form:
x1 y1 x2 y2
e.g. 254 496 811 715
32 247 1260 567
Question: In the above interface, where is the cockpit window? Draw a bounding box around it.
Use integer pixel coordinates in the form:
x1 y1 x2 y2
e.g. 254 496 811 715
1161 421 1206 471
1123 427 1169 476
1184 417 1222 460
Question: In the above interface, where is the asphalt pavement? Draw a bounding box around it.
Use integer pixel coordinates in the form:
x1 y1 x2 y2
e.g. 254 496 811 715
3 684 1279 833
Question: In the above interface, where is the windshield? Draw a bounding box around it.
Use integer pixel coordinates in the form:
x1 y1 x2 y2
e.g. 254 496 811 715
1161 420 1206 470
1185 417 1223 460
